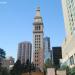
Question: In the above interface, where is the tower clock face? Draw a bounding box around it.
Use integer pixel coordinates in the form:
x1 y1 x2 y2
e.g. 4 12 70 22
35 19 41 22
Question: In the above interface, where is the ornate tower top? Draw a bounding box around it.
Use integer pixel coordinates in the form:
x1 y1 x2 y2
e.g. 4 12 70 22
33 5 43 33
33 5 43 25
35 6 41 18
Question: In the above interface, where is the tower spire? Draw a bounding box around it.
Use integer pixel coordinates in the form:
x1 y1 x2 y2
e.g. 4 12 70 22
35 0 41 17
37 0 40 10
37 0 40 8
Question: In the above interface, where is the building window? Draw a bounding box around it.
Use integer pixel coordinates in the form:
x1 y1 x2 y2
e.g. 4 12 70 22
35 26 38 30
38 26 40 30
74 54 75 63
39 44 40 46
35 41 36 43
37 64 38 66
35 44 36 46
39 41 40 43
35 35 36 37
39 38 40 40
39 35 40 37
37 35 39 37
37 38 38 40
35 26 41 31
39 47 40 49
70 56 74 65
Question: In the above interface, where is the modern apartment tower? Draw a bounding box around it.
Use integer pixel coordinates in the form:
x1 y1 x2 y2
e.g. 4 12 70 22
17 41 32 64
44 37 51 63
33 6 44 71
61 0 75 67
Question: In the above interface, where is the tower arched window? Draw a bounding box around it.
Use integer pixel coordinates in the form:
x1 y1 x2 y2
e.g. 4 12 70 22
35 26 41 30
38 26 40 30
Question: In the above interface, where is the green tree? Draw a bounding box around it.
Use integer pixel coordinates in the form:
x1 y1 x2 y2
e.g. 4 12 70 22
60 65 71 75
31 63 36 72
25 59 32 73
70 67 75 75
0 67 10 75
10 59 22 75
10 59 36 75
22 60 36 73
44 58 53 72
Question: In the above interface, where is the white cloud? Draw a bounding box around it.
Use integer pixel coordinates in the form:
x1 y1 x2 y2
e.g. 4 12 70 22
0 1 8 5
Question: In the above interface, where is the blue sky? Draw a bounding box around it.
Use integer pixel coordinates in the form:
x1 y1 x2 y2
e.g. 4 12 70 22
0 0 65 60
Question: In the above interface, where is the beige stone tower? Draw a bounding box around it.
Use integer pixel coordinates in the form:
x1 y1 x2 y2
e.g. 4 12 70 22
33 6 44 71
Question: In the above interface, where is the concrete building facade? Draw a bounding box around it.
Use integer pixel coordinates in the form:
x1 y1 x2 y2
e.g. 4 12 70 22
17 41 32 64
33 6 44 71
62 0 75 36
61 35 75 67
61 0 75 67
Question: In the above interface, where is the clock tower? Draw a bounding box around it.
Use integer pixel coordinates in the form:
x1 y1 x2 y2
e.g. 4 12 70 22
33 6 44 71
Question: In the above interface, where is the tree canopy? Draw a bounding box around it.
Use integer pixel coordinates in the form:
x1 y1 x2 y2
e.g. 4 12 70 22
10 59 36 75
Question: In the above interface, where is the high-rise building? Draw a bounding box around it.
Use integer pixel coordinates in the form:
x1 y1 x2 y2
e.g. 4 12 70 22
0 48 5 64
61 0 75 67
33 6 44 71
52 47 62 68
62 0 75 36
44 37 51 63
17 41 32 64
